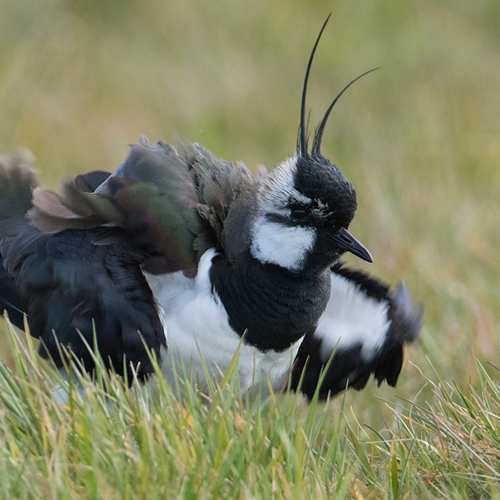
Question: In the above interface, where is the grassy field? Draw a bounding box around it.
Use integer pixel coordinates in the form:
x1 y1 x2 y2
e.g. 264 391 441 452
1 0 499 497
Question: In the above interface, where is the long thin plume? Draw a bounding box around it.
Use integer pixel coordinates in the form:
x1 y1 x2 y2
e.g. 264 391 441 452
312 68 380 156
299 14 331 156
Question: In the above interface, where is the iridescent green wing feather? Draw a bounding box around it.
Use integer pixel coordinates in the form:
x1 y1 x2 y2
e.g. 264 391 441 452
29 138 256 276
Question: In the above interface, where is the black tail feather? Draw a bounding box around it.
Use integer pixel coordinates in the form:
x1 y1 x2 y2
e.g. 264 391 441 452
0 266 25 330
0 150 35 331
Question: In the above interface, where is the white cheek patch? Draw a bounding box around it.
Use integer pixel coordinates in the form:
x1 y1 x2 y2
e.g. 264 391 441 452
250 218 316 271
315 272 391 361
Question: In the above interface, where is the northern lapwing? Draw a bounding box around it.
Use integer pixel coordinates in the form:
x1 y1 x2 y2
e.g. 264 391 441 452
0 19 422 400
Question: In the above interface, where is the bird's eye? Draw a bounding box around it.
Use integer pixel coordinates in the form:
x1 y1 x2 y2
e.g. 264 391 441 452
291 207 309 219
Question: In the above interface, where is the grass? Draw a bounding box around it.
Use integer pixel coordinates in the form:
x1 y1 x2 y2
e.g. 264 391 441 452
1 321 500 499
0 0 499 497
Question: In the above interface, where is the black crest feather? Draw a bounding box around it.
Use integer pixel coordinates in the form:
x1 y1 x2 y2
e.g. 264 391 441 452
312 68 380 156
299 14 331 156
298 15 379 157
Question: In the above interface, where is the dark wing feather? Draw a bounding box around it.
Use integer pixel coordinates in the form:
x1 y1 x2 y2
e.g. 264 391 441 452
292 264 422 400
0 151 165 380
29 138 256 276
0 264 25 330
74 170 111 192
0 149 37 219
4 225 166 380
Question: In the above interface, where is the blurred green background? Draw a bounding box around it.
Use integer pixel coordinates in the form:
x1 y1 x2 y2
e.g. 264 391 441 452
1 0 499 421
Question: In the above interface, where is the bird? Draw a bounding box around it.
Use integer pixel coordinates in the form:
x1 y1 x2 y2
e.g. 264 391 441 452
0 18 422 401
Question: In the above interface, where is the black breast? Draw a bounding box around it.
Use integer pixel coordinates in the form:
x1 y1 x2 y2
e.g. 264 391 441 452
210 252 331 351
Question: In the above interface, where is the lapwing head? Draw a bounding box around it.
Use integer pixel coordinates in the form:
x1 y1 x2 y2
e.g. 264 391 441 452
250 16 375 274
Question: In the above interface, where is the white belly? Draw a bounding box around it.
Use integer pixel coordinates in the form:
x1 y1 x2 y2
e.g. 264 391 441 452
144 249 300 396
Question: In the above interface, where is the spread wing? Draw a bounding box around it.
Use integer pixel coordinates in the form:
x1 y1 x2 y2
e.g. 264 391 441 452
10 227 166 380
0 151 165 380
1 141 256 378
292 263 423 399
29 138 256 277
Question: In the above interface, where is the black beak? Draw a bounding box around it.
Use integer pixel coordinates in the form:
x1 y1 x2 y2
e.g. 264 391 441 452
332 227 373 263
